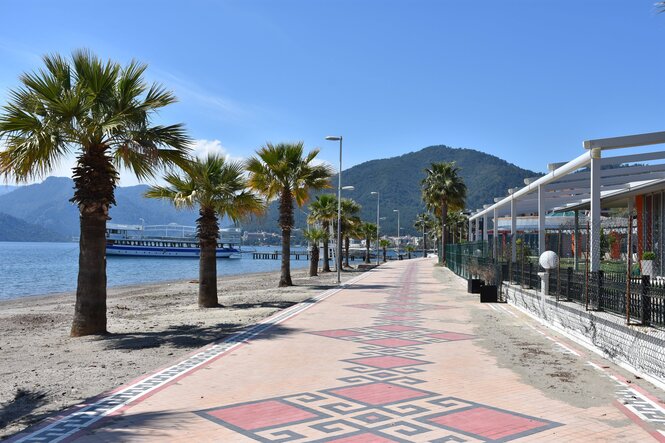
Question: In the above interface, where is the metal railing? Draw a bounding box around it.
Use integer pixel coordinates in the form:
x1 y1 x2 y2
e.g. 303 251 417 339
446 242 665 327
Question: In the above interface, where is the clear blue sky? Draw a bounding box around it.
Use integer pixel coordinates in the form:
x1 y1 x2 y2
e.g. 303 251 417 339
1 0 665 185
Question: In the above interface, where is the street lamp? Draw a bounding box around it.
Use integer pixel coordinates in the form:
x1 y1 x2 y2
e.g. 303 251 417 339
371 191 380 265
326 135 343 284
393 209 400 258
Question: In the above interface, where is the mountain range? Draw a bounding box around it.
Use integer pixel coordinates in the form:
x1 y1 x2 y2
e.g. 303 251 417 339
0 145 541 241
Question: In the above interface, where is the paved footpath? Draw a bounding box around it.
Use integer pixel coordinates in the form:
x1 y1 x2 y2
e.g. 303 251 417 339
12 259 665 442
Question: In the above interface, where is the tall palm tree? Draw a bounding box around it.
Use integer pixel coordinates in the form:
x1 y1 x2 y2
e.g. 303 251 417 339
340 198 361 268
0 51 190 336
421 162 467 265
146 155 263 307
379 238 391 263
359 222 378 264
414 213 434 257
303 227 326 277
246 142 333 287
308 194 337 272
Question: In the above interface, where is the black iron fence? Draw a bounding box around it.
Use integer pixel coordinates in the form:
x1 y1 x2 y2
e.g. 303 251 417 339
446 241 665 327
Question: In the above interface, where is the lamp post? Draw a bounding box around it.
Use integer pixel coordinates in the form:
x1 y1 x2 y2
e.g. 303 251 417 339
370 191 380 265
326 135 343 284
393 209 400 259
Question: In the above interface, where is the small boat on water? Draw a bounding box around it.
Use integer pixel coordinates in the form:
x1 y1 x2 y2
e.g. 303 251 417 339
105 223 241 258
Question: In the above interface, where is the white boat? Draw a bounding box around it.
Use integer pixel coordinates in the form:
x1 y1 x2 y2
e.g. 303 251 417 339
105 223 241 258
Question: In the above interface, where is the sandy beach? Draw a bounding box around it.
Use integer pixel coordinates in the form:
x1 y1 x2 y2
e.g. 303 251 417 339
0 268 364 438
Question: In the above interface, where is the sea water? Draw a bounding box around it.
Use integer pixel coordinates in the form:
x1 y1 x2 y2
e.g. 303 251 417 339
0 242 311 300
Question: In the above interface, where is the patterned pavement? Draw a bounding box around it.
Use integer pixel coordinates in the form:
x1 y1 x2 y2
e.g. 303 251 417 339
9 258 665 442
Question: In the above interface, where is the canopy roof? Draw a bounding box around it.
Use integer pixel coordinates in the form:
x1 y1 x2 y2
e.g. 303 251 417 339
470 131 665 220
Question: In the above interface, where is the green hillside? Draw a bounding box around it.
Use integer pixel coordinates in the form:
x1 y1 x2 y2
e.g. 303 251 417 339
242 145 541 236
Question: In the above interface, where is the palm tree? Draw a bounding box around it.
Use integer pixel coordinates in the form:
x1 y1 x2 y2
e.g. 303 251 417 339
414 213 434 258
308 194 337 272
359 222 378 264
421 162 467 265
405 244 416 259
340 198 361 268
246 142 333 287
146 155 263 307
0 51 190 336
379 238 391 263
303 228 326 277
446 210 467 244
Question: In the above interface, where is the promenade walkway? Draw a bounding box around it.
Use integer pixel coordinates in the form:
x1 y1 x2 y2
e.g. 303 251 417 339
12 259 665 442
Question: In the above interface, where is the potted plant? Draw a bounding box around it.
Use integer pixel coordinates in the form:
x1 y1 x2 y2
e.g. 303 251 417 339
467 261 484 294
478 264 498 302
641 251 656 278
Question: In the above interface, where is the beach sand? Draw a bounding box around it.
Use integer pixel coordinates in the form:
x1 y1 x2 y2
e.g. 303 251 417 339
0 268 364 438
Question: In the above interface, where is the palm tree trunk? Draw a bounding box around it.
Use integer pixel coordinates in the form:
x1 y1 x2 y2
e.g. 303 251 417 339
441 201 448 265
279 189 293 287
309 242 319 277
365 235 371 264
198 207 219 307
344 236 350 268
322 221 331 272
70 148 116 337
423 229 428 258
71 209 108 336
383 247 387 262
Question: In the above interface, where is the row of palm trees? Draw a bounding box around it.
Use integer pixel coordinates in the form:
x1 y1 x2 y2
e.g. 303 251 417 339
0 51 468 337
303 194 378 277
0 52 338 336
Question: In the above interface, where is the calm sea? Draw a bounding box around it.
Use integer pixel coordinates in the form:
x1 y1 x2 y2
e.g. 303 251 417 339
0 242 310 301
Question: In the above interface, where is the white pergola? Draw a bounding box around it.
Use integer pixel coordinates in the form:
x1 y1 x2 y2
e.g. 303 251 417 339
468 130 665 272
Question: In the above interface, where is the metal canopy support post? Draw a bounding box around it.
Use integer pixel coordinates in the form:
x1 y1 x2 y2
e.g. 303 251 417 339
511 198 517 262
574 210 579 271
468 218 473 242
538 185 546 255
626 197 633 324
483 213 488 242
493 207 498 259
590 148 602 272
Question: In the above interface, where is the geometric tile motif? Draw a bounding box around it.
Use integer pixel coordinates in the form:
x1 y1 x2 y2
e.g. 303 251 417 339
347 303 454 312
342 355 431 369
197 389 563 442
307 326 476 346
361 338 426 348
196 266 562 442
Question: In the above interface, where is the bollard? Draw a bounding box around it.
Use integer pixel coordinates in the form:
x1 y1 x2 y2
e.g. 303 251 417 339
641 275 651 326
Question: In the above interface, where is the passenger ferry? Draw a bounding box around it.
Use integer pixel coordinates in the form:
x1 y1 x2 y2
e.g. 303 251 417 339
105 223 241 258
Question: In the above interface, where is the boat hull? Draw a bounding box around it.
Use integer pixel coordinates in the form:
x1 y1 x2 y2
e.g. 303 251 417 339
106 244 239 258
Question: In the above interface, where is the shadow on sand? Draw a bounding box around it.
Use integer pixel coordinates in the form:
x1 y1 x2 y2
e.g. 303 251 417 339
0 389 49 434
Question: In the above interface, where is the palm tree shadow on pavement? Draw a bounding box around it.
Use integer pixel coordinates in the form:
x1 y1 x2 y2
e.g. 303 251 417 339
101 323 300 351
80 410 197 441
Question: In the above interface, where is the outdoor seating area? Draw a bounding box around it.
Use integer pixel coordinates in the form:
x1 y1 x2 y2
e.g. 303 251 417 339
448 131 665 327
